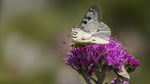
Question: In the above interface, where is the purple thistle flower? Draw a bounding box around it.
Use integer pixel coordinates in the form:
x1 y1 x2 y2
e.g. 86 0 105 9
123 81 129 84
65 37 139 76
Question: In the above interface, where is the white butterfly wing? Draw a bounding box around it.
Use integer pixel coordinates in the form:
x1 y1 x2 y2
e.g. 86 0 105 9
80 5 101 33
71 27 92 43
117 65 130 79
91 22 111 44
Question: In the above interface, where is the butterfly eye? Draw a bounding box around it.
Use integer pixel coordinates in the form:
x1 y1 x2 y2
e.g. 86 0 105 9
78 44 81 46
71 43 74 47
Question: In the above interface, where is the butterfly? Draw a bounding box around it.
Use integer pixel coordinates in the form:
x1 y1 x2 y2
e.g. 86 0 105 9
71 5 111 47
115 65 130 80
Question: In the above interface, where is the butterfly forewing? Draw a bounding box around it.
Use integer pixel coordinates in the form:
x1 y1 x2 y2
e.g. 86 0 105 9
80 5 102 33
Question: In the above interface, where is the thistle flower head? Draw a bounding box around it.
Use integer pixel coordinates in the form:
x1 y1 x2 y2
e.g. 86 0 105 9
65 37 139 76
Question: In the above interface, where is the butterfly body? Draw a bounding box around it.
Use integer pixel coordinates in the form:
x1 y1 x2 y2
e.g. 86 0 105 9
71 5 111 47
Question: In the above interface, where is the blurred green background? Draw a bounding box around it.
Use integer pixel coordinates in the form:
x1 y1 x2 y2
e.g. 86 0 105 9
0 0 150 84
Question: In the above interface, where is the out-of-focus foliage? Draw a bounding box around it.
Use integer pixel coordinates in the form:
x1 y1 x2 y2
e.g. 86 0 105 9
0 0 150 84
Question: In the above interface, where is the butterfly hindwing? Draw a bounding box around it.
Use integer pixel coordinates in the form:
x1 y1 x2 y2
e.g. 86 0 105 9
91 22 111 44
71 27 92 43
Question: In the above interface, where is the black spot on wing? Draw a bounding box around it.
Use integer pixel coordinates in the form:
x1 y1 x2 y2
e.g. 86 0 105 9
97 29 100 32
84 16 91 20
87 17 91 20
81 26 84 29
88 5 101 22
82 21 87 24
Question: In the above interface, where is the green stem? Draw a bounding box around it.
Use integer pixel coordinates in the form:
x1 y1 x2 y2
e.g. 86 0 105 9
71 66 91 84
91 77 98 83
81 72 91 84
97 65 106 84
